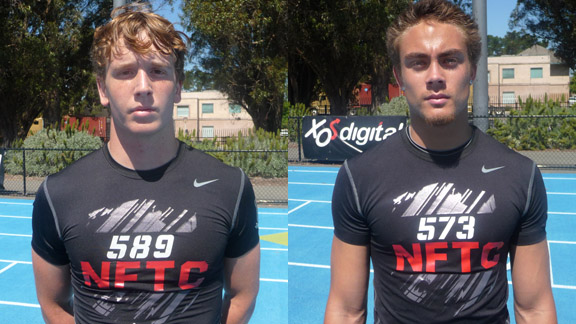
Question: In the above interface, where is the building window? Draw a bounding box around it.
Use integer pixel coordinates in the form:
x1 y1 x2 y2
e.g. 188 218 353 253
502 68 514 79
530 67 543 78
503 92 515 104
202 126 214 138
176 105 189 118
487 71 490 83
229 104 242 114
202 103 214 114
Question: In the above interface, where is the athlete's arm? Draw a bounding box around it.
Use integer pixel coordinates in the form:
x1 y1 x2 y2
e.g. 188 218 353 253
510 239 557 324
221 243 260 324
32 249 74 324
324 236 370 324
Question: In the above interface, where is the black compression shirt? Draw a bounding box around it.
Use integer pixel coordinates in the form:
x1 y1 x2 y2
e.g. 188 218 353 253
332 126 547 323
32 142 259 324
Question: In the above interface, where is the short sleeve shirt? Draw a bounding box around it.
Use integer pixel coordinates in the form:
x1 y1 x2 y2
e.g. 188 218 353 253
32 142 259 324
332 127 547 323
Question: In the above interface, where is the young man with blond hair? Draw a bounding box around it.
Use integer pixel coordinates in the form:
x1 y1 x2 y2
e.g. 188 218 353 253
325 0 557 323
32 4 260 323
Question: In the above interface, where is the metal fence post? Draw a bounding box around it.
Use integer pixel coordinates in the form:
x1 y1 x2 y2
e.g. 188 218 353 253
22 148 27 195
297 117 302 162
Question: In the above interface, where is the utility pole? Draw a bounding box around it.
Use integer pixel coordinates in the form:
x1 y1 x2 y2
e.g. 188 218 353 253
473 0 489 132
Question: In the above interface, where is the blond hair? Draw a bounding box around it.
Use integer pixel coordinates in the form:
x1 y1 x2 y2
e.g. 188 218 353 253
91 2 188 82
386 0 481 70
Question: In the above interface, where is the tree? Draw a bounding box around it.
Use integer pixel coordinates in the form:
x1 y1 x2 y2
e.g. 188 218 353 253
487 31 548 56
287 52 318 109
288 0 408 116
0 1 177 146
511 0 576 70
182 0 287 132
0 0 110 146
182 69 215 91
487 35 504 56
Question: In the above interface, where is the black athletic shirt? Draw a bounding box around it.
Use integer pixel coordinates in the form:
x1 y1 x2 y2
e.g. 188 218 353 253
32 141 259 324
332 126 547 324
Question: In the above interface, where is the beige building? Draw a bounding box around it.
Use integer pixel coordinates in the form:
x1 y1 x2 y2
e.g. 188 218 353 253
173 90 254 139
487 45 570 106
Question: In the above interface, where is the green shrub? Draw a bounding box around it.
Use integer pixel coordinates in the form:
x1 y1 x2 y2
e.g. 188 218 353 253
178 128 288 178
5 124 287 178
487 97 576 150
5 126 102 177
284 102 311 142
376 96 410 116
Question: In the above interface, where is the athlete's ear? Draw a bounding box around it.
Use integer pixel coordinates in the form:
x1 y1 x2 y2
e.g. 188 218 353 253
174 80 183 104
470 64 477 84
393 66 404 92
96 76 110 107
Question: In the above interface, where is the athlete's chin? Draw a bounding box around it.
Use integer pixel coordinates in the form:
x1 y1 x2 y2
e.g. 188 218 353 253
425 115 456 127
416 110 456 127
124 122 167 136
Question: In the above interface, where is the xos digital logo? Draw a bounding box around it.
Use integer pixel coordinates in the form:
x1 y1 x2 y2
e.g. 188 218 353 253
304 118 405 153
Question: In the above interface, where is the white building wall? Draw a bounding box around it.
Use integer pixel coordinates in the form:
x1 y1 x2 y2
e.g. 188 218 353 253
173 90 254 139
487 53 570 106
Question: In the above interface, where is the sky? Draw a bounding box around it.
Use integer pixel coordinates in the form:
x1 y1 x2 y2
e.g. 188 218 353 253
154 0 519 38
486 0 518 37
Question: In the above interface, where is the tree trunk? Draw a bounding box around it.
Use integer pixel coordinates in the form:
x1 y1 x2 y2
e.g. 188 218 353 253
326 89 351 116
288 54 317 107
369 57 392 113
246 98 283 133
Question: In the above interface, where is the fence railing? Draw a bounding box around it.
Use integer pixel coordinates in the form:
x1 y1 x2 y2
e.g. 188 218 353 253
0 147 287 205
288 115 576 169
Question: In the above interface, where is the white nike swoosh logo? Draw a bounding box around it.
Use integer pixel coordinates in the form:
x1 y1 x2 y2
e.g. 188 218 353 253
194 179 219 187
482 165 506 173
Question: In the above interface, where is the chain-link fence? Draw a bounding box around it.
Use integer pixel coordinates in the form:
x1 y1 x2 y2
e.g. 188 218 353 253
0 147 287 206
288 115 576 170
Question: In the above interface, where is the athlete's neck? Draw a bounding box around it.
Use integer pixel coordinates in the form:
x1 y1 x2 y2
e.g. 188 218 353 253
408 122 473 151
107 126 180 171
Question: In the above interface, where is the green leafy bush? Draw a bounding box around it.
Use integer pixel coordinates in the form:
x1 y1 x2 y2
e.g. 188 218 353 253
5 125 102 176
487 97 576 150
178 128 288 178
376 96 410 116
284 102 311 142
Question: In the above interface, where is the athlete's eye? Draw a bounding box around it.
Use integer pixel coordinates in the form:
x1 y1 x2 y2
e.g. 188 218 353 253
442 57 459 67
409 59 428 70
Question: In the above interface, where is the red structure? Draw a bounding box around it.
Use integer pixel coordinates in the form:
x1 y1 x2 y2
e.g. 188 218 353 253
62 116 109 142
353 83 403 108
388 83 402 99
358 83 372 106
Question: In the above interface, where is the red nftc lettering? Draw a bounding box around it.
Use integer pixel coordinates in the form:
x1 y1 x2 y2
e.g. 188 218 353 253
393 241 503 273
80 260 208 291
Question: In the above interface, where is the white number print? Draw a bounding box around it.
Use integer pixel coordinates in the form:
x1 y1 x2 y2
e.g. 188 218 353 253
129 235 152 259
417 216 476 241
154 235 175 258
416 217 436 241
107 235 130 259
107 234 175 260
456 216 475 240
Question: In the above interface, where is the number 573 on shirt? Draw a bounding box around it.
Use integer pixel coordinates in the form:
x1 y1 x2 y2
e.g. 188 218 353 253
417 216 475 241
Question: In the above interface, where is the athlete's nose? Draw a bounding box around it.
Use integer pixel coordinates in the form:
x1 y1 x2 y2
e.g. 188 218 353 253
134 69 153 98
426 61 446 90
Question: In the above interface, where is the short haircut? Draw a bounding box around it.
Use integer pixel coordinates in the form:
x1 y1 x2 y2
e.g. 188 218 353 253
386 0 481 70
91 2 188 82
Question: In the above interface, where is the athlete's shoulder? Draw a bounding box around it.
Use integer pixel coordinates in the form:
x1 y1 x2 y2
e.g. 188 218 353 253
46 147 105 181
345 128 405 170
178 142 248 190
180 142 241 173
476 130 535 165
